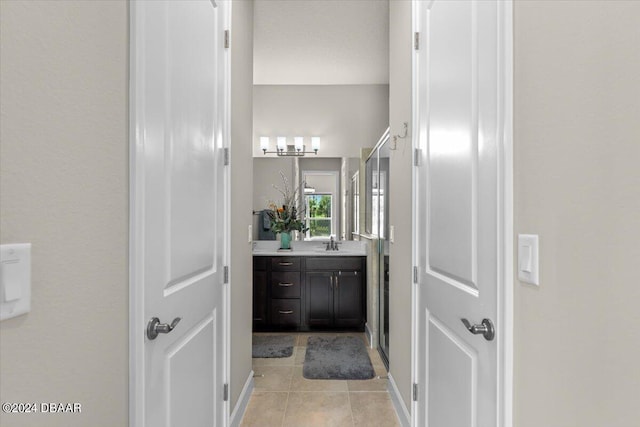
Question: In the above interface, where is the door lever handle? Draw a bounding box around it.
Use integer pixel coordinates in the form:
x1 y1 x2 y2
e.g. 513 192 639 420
147 317 181 340
461 318 495 341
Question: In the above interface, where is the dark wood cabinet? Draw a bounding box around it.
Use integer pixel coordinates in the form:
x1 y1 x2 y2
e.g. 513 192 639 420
252 264 268 328
256 257 302 330
333 271 364 328
305 260 365 330
253 255 365 331
306 272 334 327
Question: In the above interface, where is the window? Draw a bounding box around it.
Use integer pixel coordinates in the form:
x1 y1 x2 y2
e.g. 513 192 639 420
305 194 332 239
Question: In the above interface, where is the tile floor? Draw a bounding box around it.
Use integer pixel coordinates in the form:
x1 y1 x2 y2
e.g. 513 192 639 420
240 332 400 427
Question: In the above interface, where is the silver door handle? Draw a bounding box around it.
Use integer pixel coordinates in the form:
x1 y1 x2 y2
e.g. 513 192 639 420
461 318 495 341
147 317 181 340
278 262 293 266
278 310 294 315
278 282 294 287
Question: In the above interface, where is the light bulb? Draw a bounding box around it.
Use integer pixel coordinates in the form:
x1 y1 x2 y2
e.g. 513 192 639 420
260 136 270 152
311 137 320 152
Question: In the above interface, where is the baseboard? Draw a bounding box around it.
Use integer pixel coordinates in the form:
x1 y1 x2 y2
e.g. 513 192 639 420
229 370 254 427
365 322 374 348
388 373 411 427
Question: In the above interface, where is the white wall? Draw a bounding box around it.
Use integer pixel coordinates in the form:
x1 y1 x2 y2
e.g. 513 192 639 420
230 0 254 412
253 0 388 85
513 2 640 426
388 0 414 412
253 85 389 158
0 1 128 426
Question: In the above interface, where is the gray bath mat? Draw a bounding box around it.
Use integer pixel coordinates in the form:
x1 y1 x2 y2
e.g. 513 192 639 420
303 336 375 380
252 335 294 358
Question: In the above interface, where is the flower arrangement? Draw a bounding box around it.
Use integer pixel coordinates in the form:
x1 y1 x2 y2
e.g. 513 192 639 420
266 171 308 234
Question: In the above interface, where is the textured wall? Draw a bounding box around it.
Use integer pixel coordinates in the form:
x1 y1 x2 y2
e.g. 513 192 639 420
0 1 129 426
513 1 640 426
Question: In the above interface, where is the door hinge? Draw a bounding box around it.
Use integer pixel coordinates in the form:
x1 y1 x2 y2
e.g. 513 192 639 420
414 32 420 50
413 266 418 283
413 383 419 401
414 148 422 167
224 30 230 49
224 266 229 284
224 147 230 166
223 383 229 401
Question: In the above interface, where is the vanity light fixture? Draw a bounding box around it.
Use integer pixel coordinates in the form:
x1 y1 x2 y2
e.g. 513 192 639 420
260 136 320 157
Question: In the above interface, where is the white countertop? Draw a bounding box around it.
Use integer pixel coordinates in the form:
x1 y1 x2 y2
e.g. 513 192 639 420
252 240 367 257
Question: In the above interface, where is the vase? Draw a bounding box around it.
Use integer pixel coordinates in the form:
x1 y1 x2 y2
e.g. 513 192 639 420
279 232 291 250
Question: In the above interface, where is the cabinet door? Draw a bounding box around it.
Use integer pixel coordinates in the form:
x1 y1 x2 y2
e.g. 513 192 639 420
253 270 268 328
305 272 334 327
334 271 364 328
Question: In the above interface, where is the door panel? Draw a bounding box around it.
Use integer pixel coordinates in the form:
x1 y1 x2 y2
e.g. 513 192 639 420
428 316 476 427
306 272 333 326
334 271 363 328
132 1 229 426
167 315 216 427
427 0 475 287
415 0 507 425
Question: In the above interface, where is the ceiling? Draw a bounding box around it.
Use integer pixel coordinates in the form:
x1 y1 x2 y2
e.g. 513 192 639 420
253 0 390 85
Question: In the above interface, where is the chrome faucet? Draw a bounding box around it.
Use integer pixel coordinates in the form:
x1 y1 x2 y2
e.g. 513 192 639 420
325 236 340 251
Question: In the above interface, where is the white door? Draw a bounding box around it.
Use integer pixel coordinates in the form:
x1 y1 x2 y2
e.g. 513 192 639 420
413 0 511 426
130 1 230 426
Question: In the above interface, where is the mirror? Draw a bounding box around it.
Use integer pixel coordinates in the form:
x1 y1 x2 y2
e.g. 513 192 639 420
252 157 359 241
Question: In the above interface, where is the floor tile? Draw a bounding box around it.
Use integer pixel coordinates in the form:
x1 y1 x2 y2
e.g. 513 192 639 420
290 366 349 392
347 365 388 392
294 346 306 365
283 392 353 427
253 366 294 392
349 392 400 427
240 391 288 427
367 348 386 368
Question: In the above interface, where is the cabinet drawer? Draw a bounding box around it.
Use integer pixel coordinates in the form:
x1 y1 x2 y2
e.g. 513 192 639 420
271 272 301 298
270 299 301 326
271 257 301 271
253 256 268 270
305 257 363 271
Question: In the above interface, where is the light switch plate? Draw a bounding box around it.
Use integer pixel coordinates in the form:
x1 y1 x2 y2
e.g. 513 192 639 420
518 234 539 285
390 225 395 244
1 243 32 321
248 225 253 243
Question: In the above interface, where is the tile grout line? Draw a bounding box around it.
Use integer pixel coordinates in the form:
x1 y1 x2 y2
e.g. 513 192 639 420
280 391 290 427
280 335 300 427
347 389 356 427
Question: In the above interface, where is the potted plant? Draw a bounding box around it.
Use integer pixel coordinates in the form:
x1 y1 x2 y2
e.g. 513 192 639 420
266 172 308 250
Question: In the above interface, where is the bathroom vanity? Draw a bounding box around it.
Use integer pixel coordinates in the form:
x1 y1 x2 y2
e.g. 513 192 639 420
252 242 367 332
